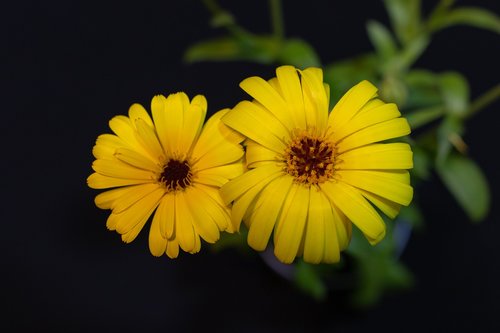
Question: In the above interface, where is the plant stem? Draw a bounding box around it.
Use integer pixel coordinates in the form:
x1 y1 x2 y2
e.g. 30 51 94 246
269 0 285 42
466 84 500 119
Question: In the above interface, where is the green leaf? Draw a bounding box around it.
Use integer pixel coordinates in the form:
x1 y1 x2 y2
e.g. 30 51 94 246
439 72 470 117
293 260 327 301
324 54 378 106
404 69 442 108
410 145 432 180
386 35 430 73
366 20 398 61
428 7 500 34
405 106 444 130
383 0 422 45
436 115 464 165
398 203 425 230
277 38 321 68
436 154 491 222
183 36 278 64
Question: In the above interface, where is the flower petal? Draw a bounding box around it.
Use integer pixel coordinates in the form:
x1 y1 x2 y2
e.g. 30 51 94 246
179 95 207 155
220 164 283 205
303 188 326 264
337 118 411 153
321 181 386 245
92 159 156 180
273 184 309 264
111 183 162 214
332 102 401 142
128 103 153 127
359 189 401 219
338 143 413 170
327 80 378 135
191 109 245 163
337 170 413 205
247 175 294 251
149 208 167 257
87 173 153 189
114 147 161 172
175 191 197 253
300 67 329 131
239 76 293 129
276 65 306 129
222 101 288 153
195 163 245 187
113 186 164 236
183 186 223 243
229 171 283 231
154 192 176 239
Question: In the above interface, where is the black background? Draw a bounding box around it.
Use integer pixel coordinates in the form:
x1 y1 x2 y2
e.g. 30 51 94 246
3 1 500 332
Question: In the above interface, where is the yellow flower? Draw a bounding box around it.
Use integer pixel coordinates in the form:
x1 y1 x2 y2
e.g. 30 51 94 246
87 92 245 258
220 66 413 264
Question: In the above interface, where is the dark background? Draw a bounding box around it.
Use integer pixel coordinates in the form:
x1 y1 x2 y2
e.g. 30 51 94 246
3 0 499 332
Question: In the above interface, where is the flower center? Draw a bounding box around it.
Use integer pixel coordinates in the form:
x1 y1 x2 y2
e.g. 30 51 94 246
284 131 337 185
160 159 192 191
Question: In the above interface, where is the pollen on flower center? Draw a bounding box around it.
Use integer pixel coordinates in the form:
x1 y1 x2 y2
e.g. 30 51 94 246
283 131 337 185
160 159 193 191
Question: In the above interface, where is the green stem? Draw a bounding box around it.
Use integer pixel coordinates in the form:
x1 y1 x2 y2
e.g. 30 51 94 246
466 84 500 119
269 0 285 42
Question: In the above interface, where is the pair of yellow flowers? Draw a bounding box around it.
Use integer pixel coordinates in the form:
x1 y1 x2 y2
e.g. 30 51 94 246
87 65 413 264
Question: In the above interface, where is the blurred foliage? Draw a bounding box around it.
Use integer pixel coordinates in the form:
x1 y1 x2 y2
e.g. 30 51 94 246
189 0 500 306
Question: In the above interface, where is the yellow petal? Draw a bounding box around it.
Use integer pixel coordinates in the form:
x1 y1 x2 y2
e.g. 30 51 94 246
276 65 306 129
179 95 207 154
183 187 222 243
128 103 153 127
219 164 283 205
113 187 164 235
164 93 189 157
151 95 170 155
245 139 279 169
175 191 197 253
191 109 245 162
192 142 244 171
321 181 386 244
359 189 401 219
331 204 351 251
114 147 161 172
93 134 124 159
332 102 401 142
300 67 329 131
337 170 413 205
239 76 293 129
229 171 283 231
149 208 167 257
273 184 309 264
195 163 245 187
323 201 341 263
337 118 411 153
246 175 294 251
222 101 288 153
338 143 413 170
111 183 162 214
327 80 378 135
194 184 232 232
87 173 153 189
303 188 326 264
94 186 138 210
154 192 176 239
108 115 148 157
134 118 165 161
92 159 156 180
166 238 180 258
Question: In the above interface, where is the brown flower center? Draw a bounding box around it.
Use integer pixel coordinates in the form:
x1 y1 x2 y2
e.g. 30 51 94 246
160 159 192 191
284 131 337 185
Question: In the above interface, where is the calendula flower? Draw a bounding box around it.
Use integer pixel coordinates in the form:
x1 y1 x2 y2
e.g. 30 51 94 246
220 65 413 264
87 92 245 258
